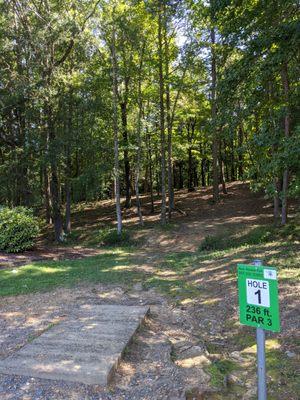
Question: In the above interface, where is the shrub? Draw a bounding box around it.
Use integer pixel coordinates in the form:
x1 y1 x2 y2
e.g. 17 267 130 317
0 206 40 253
97 227 131 246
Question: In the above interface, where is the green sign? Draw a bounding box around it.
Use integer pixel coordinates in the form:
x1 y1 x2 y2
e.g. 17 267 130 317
238 264 280 332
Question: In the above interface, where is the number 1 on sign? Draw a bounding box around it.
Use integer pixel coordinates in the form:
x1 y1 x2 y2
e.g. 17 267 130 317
255 289 262 304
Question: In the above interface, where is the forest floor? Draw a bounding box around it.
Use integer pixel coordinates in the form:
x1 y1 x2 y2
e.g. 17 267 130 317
0 182 299 400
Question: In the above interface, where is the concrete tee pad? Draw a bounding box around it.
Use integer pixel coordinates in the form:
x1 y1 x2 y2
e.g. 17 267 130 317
0 305 149 385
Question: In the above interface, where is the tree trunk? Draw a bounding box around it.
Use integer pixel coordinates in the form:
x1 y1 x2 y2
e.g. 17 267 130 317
158 1 167 224
273 178 281 224
163 3 174 218
120 100 131 208
64 91 73 234
230 137 236 181
178 161 184 189
219 157 227 194
238 124 244 179
280 62 290 225
211 26 219 202
111 21 122 235
201 159 206 187
219 141 227 194
46 105 64 242
65 179 71 233
50 148 64 242
44 165 52 224
135 43 145 226
188 148 194 192
146 130 155 213
65 148 72 234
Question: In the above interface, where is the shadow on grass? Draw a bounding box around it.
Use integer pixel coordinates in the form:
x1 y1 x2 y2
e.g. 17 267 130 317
198 222 300 253
0 251 145 297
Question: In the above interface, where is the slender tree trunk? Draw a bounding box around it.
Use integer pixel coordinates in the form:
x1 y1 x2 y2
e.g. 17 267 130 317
120 100 131 208
158 1 167 224
65 148 72 234
230 137 236 181
188 150 194 192
44 165 52 224
201 159 206 187
111 22 122 235
193 164 198 188
187 118 196 192
42 124 52 224
64 91 73 234
179 161 184 189
273 177 281 223
280 62 290 225
135 44 145 226
155 146 160 197
146 130 155 213
48 113 64 242
268 82 281 225
219 140 227 194
219 157 227 195
238 124 244 179
163 3 174 218
211 26 219 202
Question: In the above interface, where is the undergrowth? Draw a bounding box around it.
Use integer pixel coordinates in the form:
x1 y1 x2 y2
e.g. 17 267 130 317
199 222 299 252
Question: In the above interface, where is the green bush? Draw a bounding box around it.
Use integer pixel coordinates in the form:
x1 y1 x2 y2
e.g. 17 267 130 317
0 206 40 253
97 227 131 246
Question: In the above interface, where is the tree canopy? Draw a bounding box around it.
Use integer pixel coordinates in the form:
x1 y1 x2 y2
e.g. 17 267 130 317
0 0 299 241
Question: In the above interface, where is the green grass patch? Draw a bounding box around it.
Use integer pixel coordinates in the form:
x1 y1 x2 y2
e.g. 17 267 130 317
205 359 239 387
144 276 199 299
0 250 144 297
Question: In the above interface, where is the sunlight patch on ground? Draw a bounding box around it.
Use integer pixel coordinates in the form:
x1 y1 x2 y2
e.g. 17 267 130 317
242 339 280 355
176 355 211 368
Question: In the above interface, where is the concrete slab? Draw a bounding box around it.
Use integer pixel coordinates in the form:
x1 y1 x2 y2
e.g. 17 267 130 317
0 305 149 385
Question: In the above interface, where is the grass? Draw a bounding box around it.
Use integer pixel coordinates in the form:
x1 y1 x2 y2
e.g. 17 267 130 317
1 223 298 298
1 209 299 301
0 249 145 297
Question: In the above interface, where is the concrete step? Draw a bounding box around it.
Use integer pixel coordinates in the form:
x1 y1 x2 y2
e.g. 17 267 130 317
0 304 149 386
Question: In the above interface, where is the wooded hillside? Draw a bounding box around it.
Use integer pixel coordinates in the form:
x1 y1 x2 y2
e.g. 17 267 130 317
0 0 299 241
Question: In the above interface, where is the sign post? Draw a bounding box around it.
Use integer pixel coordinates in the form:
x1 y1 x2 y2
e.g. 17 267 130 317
237 260 280 400
254 259 266 400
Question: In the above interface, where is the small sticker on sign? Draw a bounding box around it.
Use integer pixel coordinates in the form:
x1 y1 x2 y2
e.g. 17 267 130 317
264 269 277 280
